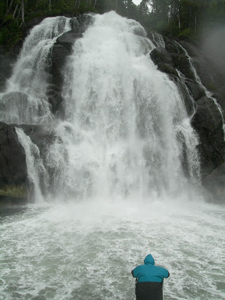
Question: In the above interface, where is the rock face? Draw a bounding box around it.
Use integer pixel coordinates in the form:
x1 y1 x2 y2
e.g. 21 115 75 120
150 37 225 202
48 14 94 118
0 122 28 205
0 47 16 92
203 164 225 202
191 97 225 177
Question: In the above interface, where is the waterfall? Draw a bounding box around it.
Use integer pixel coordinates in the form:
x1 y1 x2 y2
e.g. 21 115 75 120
151 32 165 48
179 44 225 139
16 128 48 203
58 12 200 201
0 16 71 125
1 12 200 202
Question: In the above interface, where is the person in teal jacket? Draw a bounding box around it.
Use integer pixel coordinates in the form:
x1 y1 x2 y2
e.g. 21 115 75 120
131 254 170 300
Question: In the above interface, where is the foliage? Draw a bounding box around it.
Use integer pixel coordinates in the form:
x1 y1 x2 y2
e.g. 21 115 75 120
1 0 225 50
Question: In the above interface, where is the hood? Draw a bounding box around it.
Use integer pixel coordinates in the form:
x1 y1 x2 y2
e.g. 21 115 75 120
144 254 155 265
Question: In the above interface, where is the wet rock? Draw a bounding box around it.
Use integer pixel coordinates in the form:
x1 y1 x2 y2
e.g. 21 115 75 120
56 31 83 52
191 96 225 177
180 41 225 92
77 13 95 33
51 44 70 87
214 86 225 113
150 47 178 77
0 122 28 205
0 47 16 92
16 124 60 198
185 79 205 100
151 35 225 186
49 15 93 117
203 163 225 203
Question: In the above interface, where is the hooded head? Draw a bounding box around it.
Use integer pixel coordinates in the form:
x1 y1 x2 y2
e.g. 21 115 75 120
144 254 155 265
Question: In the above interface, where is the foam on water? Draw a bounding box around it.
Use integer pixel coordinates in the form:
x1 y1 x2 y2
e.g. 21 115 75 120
0 201 225 300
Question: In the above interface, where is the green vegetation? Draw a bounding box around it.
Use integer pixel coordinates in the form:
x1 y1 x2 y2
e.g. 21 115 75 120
1 0 225 50
0 184 27 198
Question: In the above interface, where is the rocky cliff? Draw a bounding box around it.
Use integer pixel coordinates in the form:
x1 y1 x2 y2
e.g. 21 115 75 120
150 38 225 202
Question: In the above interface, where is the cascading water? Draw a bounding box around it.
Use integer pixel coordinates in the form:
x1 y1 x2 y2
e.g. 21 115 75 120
0 16 71 125
56 12 200 201
1 12 225 300
151 32 165 48
0 12 200 201
16 128 49 203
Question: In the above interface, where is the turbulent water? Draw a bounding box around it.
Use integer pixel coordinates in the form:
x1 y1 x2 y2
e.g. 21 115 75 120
0 11 224 300
1 201 225 300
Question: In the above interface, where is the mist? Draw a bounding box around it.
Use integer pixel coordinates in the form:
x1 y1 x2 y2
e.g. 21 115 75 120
201 25 225 71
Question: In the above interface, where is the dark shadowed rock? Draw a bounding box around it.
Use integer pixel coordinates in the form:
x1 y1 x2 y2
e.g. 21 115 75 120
0 122 28 205
0 47 16 92
203 163 225 203
191 96 225 177
49 15 93 117
185 79 205 100
77 13 95 33
70 17 80 32
180 41 225 92
46 83 64 117
150 47 178 77
51 44 70 87
214 86 225 113
16 124 60 198
19 124 56 156
150 35 225 191
172 76 197 116
57 31 83 52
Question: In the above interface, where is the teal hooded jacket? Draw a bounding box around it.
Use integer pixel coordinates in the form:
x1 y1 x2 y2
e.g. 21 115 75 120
132 254 170 283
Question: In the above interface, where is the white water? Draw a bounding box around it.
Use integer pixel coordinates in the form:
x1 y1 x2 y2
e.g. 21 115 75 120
0 11 224 300
59 12 199 201
0 16 71 125
0 201 225 299
16 128 49 203
151 32 165 48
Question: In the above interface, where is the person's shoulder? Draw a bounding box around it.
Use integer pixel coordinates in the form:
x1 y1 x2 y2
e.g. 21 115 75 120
155 265 169 272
